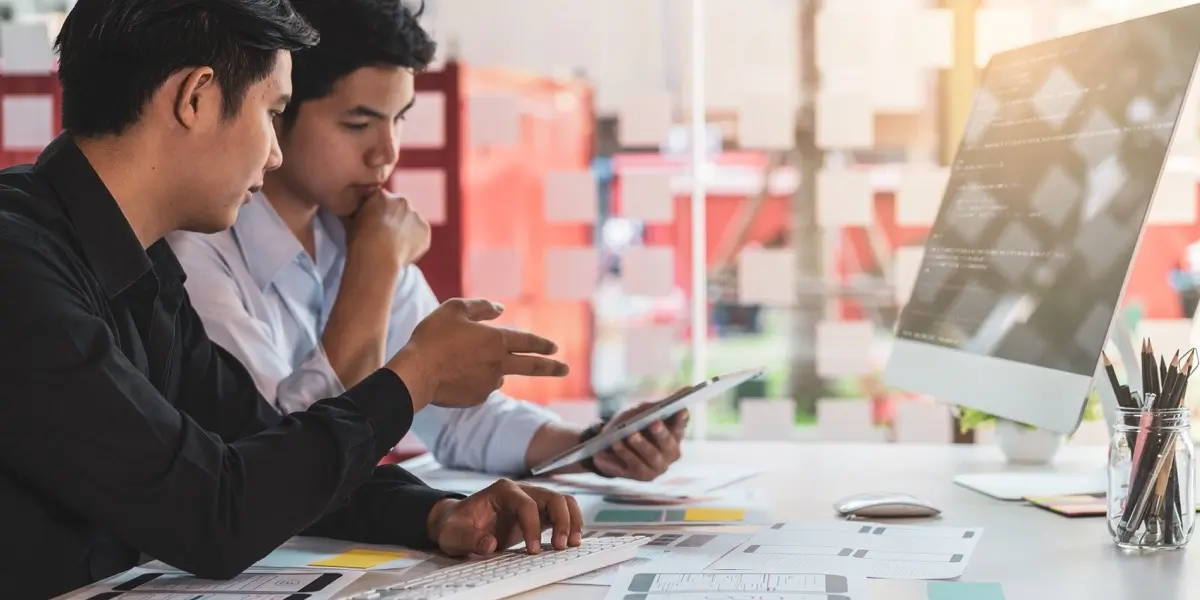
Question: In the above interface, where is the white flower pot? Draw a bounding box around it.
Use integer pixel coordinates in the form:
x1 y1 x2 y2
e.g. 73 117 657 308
995 419 1064 465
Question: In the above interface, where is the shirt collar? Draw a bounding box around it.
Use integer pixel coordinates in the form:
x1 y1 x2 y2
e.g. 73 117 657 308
232 192 348 290
34 134 184 298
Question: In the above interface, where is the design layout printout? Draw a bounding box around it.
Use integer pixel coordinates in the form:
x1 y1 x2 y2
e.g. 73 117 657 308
66 568 362 600
707 521 983 580
565 529 750 586
602 571 869 600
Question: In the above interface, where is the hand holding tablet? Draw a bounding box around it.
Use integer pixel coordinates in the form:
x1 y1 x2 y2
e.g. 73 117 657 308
529 368 765 476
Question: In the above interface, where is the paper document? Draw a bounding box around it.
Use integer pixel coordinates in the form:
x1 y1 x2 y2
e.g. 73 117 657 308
564 529 750 586
708 521 983 580
72 594 325 599
400 455 761 499
67 568 361 600
952 471 1106 501
552 464 763 498
252 536 426 571
584 489 772 527
603 570 870 600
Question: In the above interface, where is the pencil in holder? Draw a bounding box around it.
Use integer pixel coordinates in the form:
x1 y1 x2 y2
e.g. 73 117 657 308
1108 404 1195 550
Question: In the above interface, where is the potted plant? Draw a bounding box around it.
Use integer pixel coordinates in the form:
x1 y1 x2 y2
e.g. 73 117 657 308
955 394 1103 465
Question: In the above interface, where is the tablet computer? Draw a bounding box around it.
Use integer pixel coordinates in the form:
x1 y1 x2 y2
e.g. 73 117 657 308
528 367 764 476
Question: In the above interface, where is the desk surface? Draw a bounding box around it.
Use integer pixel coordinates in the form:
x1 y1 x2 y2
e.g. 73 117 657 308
337 441 1198 599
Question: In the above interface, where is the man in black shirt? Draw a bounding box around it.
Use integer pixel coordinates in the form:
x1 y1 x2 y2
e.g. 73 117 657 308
0 1 580 598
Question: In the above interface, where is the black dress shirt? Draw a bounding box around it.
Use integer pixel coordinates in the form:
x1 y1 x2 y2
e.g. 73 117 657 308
0 135 459 599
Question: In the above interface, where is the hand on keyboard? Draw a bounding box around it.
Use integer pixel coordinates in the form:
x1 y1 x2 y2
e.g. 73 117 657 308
427 480 583 557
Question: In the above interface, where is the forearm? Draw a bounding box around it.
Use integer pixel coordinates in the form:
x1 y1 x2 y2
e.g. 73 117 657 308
322 250 403 388
524 421 588 474
304 464 462 550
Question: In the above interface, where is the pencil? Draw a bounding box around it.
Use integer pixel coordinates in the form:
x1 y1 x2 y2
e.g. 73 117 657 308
1141 340 1151 403
1163 352 1181 409
1103 352 1134 409
1160 356 1168 394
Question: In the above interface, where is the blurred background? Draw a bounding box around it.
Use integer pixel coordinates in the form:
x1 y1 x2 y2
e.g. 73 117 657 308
3 0 1199 450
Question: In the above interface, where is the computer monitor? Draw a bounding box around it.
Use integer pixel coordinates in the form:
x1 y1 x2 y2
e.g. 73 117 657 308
883 5 1200 435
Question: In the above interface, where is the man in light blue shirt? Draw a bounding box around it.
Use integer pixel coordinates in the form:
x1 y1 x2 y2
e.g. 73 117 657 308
170 0 687 480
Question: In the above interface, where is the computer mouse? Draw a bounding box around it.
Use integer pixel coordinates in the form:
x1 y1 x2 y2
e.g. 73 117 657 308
833 492 941 519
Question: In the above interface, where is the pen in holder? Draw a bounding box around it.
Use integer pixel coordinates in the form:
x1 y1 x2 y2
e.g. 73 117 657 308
1108 402 1195 550
1103 343 1197 550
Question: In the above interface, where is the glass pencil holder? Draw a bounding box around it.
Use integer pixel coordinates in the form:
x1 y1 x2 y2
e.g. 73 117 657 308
1108 406 1195 550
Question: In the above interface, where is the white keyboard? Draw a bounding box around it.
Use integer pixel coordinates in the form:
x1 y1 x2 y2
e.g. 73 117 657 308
345 536 650 600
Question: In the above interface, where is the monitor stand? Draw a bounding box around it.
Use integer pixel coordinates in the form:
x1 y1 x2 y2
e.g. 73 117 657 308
950 319 1138 501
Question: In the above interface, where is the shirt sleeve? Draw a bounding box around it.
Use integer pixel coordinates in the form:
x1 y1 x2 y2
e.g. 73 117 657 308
388 266 562 475
0 232 450 580
171 233 347 414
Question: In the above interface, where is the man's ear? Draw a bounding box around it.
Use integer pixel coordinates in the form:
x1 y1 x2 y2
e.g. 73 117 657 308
173 67 218 130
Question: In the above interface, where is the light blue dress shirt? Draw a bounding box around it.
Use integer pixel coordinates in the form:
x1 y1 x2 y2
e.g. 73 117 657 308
167 194 560 475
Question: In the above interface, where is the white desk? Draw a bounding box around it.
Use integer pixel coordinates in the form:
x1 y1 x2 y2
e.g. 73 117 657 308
337 442 1200 599
65 442 1200 599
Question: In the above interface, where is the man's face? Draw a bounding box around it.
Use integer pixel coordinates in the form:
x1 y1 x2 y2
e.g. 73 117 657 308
180 51 291 233
273 65 416 216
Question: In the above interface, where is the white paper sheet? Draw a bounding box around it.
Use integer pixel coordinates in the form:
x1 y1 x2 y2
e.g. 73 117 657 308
584 489 773 527
1147 170 1197 224
816 10 873 68
951 470 1106 501
546 247 600 300
69 568 362 600
618 94 673 147
817 169 874 227
603 569 871 600
69 593 313 600
401 91 446 149
566 529 751 586
544 169 598 223
621 246 675 297
816 321 874 378
0 23 55 74
468 92 521 147
624 324 677 378
2 95 54 151
251 536 427 571
737 96 795 150
816 94 874 149
707 521 983 580
738 398 797 441
391 168 447 225
552 464 764 498
465 248 522 300
737 248 795 306
620 171 675 223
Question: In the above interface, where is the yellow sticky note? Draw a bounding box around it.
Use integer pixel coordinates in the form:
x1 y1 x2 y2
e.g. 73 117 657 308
684 508 746 522
309 548 408 569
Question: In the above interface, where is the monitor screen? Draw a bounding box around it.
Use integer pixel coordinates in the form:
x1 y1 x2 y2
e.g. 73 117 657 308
885 5 1200 432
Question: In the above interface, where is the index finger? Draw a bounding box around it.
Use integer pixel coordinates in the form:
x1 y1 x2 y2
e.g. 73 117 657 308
502 354 570 378
501 329 559 355
500 487 544 553
525 486 572 550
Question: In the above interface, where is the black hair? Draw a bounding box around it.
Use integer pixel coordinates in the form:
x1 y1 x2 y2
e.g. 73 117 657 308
56 0 320 138
282 0 437 128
